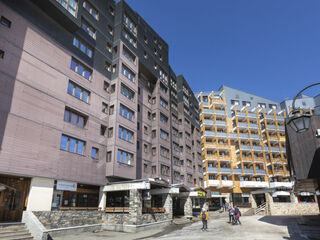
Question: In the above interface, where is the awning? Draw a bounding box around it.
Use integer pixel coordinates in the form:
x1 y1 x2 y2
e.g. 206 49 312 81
272 191 290 197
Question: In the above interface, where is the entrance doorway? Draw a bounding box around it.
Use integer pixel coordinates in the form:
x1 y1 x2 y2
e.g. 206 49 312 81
254 194 266 206
0 175 30 222
172 196 184 216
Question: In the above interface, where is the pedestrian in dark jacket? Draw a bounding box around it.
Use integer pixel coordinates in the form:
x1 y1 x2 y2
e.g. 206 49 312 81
234 206 241 225
200 209 209 231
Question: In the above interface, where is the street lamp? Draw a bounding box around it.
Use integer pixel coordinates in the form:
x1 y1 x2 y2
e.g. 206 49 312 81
287 82 320 133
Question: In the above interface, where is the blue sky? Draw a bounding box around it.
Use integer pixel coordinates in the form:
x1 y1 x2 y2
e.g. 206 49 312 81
126 0 320 102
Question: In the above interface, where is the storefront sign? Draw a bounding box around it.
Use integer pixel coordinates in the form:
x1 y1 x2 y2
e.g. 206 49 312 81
56 180 77 191
241 193 250 197
197 191 205 197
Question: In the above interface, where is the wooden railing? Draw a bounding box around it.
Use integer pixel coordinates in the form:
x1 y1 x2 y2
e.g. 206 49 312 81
142 207 165 213
52 207 100 211
105 207 129 213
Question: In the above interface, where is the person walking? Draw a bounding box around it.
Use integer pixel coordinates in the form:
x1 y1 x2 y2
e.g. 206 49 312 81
224 202 228 212
200 208 209 231
234 206 241 225
227 205 233 223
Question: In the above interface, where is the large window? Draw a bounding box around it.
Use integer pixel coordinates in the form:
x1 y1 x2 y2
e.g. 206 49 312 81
56 0 78 17
159 69 168 84
121 65 135 82
73 36 93 58
118 126 134 143
60 135 85 155
67 81 90 103
160 113 168 124
119 104 134 120
0 16 11 28
64 108 86 128
117 149 133 165
161 164 170 176
81 19 96 39
160 129 169 141
160 146 169 158
120 84 134 100
160 97 168 109
122 30 137 48
91 147 99 159
122 46 136 63
83 1 99 20
70 58 92 80
123 14 137 36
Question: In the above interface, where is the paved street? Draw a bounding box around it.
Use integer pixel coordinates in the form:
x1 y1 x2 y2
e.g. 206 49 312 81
54 214 320 240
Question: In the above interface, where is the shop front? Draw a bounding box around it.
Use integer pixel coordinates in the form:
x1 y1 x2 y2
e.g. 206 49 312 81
0 174 31 222
51 180 100 210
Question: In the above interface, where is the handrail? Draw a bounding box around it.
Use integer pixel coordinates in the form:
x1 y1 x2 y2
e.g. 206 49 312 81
53 207 101 211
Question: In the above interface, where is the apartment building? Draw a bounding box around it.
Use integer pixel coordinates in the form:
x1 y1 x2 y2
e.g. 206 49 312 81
196 86 293 208
0 0 201 222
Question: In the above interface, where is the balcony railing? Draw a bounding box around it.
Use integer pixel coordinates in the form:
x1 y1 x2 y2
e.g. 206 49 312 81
239 133 249 139
249 123 259 129
207 167 219 173
248 113 257 119
215 110 225 115
267 125 277 131
250 134 260 140
221 180 233 188
239 145 251 151
215 120 226 126
203 109 213 114
269 182 293 188
271 147 280 152
255 169 266 175
238 122 248 128
240 181 269 188
233 168 242 174
252 146 262 151
276 116 285 122
229 133 238 139
208 180 220 187
264 115 275 121
204 119 214 125
278 126 285 131
236 112 247 117
220 168 231 174
243 169 254 174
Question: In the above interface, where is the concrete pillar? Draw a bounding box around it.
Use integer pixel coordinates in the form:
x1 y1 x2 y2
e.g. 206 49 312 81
249 194 257 208
98 186 106 210
290 192 298 203
129 189 142 225
184 196 193 218
219 197 223 208
26 177 54 211
163 194 173 219
265 192 273 215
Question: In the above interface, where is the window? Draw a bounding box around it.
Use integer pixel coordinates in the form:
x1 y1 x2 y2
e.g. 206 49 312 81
121 65 135 82
107 25 113 35
109 5 114 16
242 101 251 107
56 0 78 17
269 104 277 109
67 81 90 103
173 142 179 152
152 166 156 175
123 14 137 35
60 135 85 155
187 159 192 167
173 157 179 166
180 175 184 181
187 174 192 183
160 129 169 141
144 164 148 173
172 128 178 137
258 103 266 108
152 147 156 156
70 58 92 80
91 147 99 159
109 105 114 115
83 1 98 20
161 165 170 176
118 126 134 143
106 42 112 53
105 61 111 72
120 84 134 100
106 151 112 162
101 125 107 136
159 69 168 84
160 146 169 158
122 30 137 48
170 78 177 90
103 81 110 92
147 111 151 120
0 16 11 28
231 100 239 106
152 130 156 138
144 144 148 153
119 104 134 120
102 102 108 114
152 113 156 121
160 97 168 109
64 108 86 128
117 149 133 165
171 102 177 111
108 127 113 138
110 84 116 93
144 126 148 135
160 113 168 124
81 19 96 39
122 46 136 63
160 82 167 93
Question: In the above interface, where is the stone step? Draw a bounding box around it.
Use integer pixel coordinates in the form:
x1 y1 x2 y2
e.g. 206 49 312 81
0 226 27 233
0 236 33 240
0 230 30 238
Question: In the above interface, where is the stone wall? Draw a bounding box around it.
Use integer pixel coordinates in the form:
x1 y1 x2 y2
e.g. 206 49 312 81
33 211 104 229
269 203 319 216
104 213 170 225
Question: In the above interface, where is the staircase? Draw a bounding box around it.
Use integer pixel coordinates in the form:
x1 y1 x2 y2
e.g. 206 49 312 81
255 202 266 215
0 223 34 240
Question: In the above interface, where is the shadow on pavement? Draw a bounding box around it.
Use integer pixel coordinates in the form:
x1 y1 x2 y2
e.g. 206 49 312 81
258 215 320 240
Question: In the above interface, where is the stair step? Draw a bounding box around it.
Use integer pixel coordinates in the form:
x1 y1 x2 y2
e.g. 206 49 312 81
0 227 27 233
0 235 33 240
0 230 31 238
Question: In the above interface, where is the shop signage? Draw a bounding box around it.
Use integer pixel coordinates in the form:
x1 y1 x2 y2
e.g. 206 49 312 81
241 193 250 197
197 191 205 197
57 180 77 191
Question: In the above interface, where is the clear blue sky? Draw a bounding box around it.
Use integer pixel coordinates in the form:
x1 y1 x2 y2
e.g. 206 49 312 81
126 0 320 102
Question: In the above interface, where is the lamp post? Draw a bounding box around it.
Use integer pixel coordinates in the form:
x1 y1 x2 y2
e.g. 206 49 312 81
287 82 320 133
